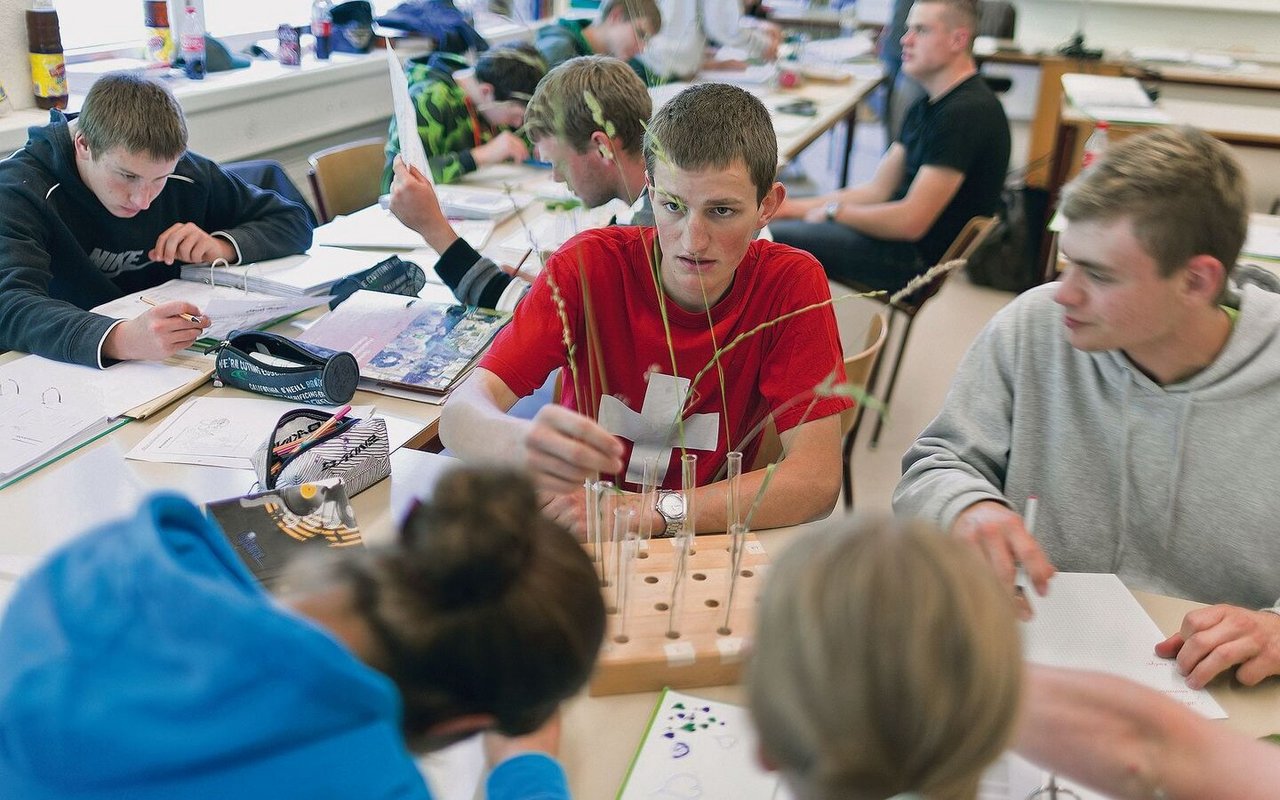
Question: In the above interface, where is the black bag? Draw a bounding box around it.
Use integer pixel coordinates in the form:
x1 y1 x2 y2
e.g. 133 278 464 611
214 330 359 406
332 0 375 53
966 185 1050 294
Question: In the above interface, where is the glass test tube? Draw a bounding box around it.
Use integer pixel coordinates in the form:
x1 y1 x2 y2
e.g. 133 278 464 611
725 451 743 534
616 532 639 643
667 533 690 639
598 481 615 588
721 521 750 635
681 452 697 553
610 507 633 610
639 456 659 544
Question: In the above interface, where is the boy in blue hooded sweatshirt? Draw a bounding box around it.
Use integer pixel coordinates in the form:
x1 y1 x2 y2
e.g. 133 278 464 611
0 467 604 799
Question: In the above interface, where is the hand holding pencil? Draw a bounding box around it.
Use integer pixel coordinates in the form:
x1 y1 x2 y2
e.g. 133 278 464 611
102 297 210 362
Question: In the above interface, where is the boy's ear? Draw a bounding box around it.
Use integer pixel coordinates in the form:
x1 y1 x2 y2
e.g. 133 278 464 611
589 130 614 162
478 82 496 104
755 181 787 228
73 131 92 161
1181 253 1228 305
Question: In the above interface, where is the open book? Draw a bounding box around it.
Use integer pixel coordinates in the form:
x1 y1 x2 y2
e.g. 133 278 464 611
297 290 508 400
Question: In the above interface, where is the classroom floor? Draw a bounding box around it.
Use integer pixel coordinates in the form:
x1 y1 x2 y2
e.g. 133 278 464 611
791 104 1018 513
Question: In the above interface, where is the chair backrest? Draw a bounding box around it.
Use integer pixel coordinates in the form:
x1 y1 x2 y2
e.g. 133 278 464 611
750 309 890 472
839 309 890 435
306 138 386 224
977 0 1017 39
895 214 1000 315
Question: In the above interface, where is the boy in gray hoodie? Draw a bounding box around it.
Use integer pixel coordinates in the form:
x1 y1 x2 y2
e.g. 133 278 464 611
895 126 1280 691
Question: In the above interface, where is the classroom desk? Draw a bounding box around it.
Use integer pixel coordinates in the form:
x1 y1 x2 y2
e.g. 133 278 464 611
655 63 884 189
1047 96 1280 201
558 523 1280 799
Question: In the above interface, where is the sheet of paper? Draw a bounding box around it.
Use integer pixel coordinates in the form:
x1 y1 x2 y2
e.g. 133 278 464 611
0 355 206 421
387 41 431 179
126 397 374 468
979 753 1108 800
1021 572 1227 719
314 205 494 251
0 392 109 478
1061 74 1155 109
92 279 325 341
496 204 619 252
1243 213 1280 260
619 689 792 800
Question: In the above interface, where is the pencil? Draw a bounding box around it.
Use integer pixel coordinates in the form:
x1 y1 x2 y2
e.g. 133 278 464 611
1016 495 1040 611
139 295 203 324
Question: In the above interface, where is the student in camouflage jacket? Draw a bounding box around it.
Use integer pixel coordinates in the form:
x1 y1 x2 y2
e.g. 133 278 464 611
382 45 546 189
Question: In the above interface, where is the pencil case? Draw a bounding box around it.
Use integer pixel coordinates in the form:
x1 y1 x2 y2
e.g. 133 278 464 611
251 408 391 497
214 330 359 406
329 255 427 310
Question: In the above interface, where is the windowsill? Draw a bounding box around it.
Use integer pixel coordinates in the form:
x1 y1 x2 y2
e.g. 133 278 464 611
1 16 540 159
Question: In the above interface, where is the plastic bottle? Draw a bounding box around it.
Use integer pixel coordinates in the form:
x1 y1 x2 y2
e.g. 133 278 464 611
311 0 333 61
26 0 68 111
180 5 206 80
1081 120 1109 169
143 0 174 65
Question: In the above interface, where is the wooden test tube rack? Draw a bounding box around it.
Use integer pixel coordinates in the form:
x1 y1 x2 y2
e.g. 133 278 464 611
587 532 770 697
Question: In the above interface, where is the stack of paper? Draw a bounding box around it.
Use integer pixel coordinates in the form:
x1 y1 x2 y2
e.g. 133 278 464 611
1060 74 1171 124
434 185 535 221
1242 213 1280 262
313 204 495 252
180 247 387 297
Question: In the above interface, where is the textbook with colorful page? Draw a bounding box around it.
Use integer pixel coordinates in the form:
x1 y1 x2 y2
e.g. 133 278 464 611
297 289 509 402
206 477 362 591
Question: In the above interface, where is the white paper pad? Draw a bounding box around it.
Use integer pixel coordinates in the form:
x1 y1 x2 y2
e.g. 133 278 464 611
387 41 431 178
1021 573 1227 719
314 205 495 251
1243 214 1280 260
0 356 206 421
619 689 792 800
127 398 378 468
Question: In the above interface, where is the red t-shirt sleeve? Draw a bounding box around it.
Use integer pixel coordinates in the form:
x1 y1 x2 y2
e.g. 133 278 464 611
477 253 582 399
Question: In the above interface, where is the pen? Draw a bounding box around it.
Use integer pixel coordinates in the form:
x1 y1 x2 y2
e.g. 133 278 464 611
273 404 352 457
1015 495 1039 611
139 295 203 324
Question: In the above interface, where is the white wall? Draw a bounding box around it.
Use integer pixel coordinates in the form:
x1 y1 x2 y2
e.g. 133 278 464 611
1012 0 1280 58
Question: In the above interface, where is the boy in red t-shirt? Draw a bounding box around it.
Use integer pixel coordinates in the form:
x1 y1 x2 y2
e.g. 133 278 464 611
441 83 850 537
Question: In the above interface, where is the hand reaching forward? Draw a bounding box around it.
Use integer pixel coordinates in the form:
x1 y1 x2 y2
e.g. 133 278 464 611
520 404 624 495
149 223 236 265
1156 605 1280 689
472 131 529 167
951 500 1056 597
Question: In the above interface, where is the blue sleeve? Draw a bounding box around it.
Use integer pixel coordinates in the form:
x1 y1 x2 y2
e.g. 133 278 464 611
485 753 570 800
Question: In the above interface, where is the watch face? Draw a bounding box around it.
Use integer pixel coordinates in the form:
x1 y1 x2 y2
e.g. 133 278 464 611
657 492 685 518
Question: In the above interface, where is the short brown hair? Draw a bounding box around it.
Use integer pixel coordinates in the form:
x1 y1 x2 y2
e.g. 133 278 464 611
525 55 652 155
77 72 187 161
644 83 777 202
599 0 661 32
289 467 605 750
1060 126 1248 276
928 0 979 35
749 515 1022 800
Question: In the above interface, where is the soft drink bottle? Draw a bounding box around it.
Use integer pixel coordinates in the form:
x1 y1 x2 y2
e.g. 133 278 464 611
311 0 333 61
180 5 206 80
1081 120 1109 169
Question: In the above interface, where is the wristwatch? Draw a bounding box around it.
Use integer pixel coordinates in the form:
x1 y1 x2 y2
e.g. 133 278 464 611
654 490 686 538
824 201 841 223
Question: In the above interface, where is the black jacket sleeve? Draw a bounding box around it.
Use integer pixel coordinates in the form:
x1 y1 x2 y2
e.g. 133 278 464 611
193 154 314 265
